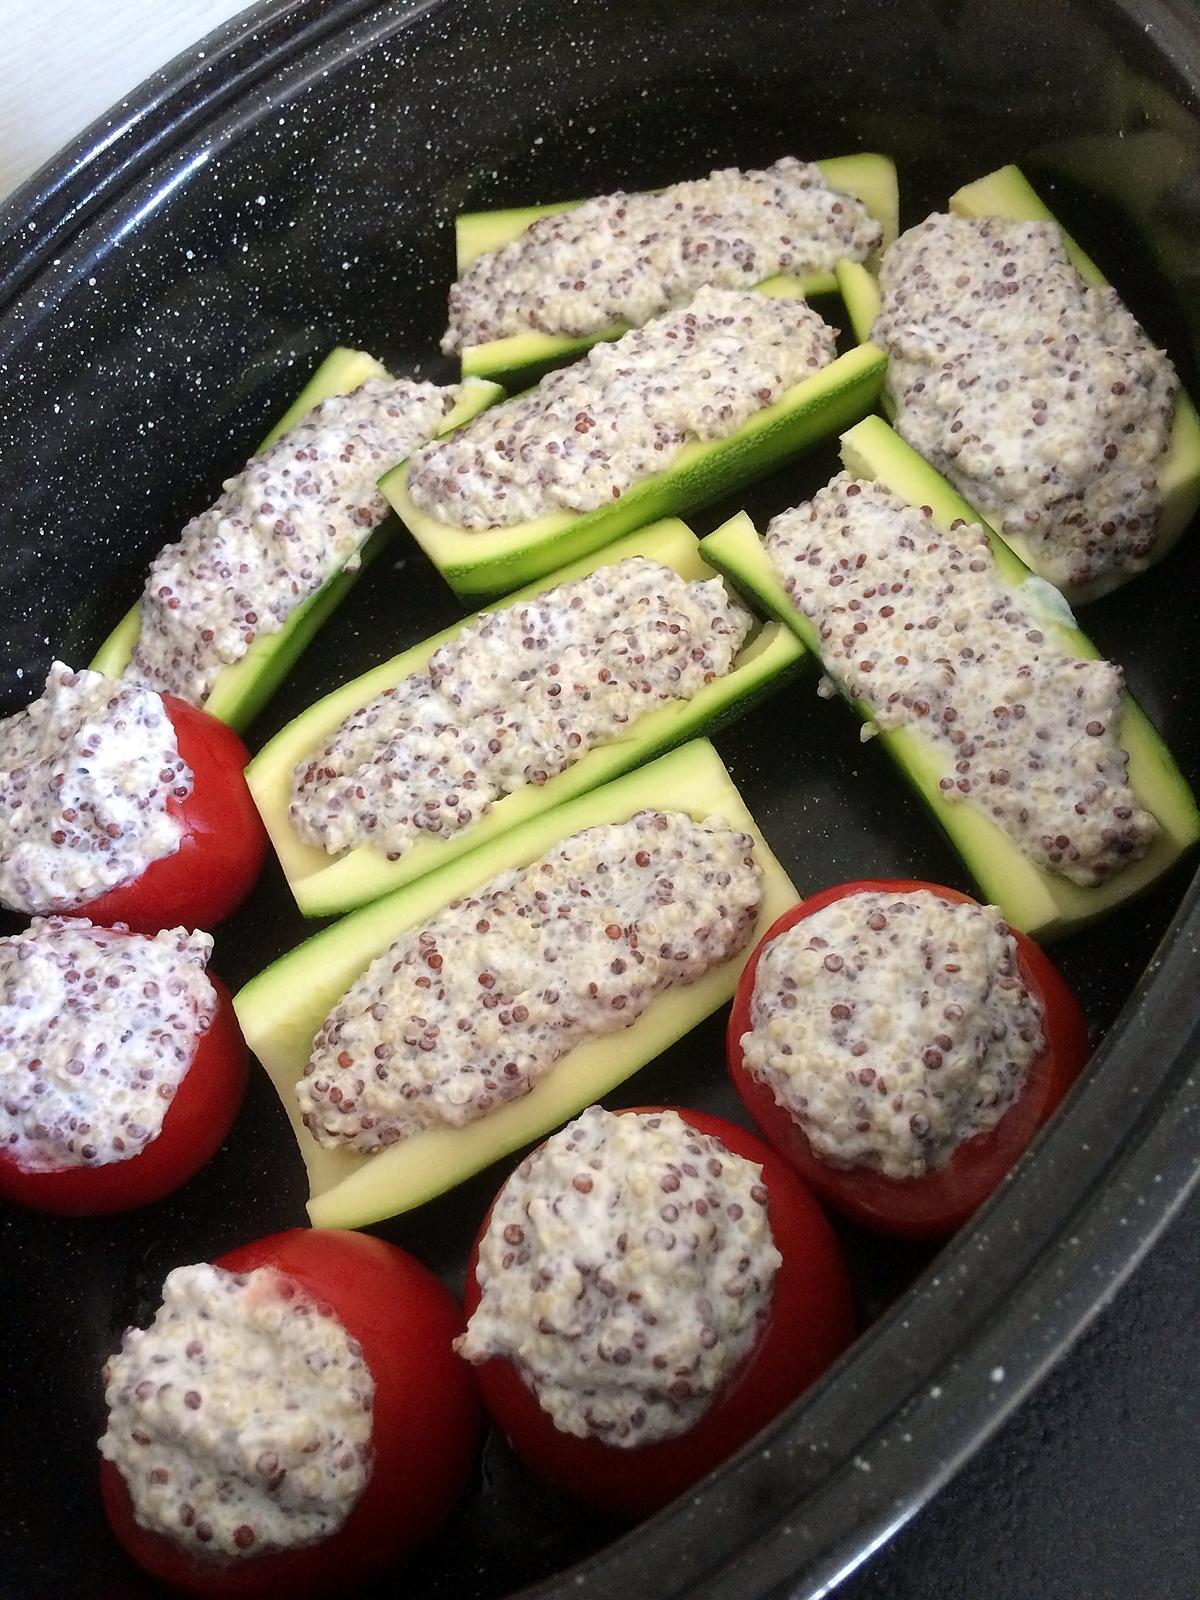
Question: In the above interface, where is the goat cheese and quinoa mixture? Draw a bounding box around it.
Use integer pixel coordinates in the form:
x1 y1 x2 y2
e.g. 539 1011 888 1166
126 377 463 708
873 213 1179 592
289 557 752 861
99 1263 373 1559
741 890 1045 1180
297 812 762 1151
0 663 190 915
444 156 880 352
765 475 1159 885
0 919 215 1170
408 287 837 530
456 1105 780 1446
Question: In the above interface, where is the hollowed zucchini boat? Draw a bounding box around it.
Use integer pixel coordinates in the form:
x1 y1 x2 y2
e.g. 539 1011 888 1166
89 348 503 731
837 164 1200 606
698 414 1200 941
383 301 887 602
247 517 805 918
453 152 900 386
234 738 798 1229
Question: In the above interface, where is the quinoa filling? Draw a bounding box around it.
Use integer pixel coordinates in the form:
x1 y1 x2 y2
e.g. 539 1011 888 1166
741 890 1045 1180
99 1263 373 1560
127 378 462 708
297 812 762 1152
408 286 837 530
444 156 880 353
456 1105 780 1446
873 213 1178 592
0 663 190 915
764 474 1159 886
289 557 753 861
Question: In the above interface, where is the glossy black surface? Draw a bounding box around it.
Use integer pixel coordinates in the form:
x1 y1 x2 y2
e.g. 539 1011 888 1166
2 1 1200 1597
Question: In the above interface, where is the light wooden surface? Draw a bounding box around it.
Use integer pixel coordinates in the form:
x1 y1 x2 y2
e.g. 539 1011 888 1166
0 0 248 201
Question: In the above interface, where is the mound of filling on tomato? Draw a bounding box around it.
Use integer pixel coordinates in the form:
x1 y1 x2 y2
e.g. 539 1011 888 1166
297 812 762 1151
408 287 836 529
764 474 1159 884
872 213 1178 592
99 1263 373 1558
740 891 1045 1180
0 663 190 914
288 557 752 860
456 1105 781 1445
0 918 215 1169
444 157 880 352
126 377 465 708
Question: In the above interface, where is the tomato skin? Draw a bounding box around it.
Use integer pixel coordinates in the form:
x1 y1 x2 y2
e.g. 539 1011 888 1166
77 696 266 935
0 971 245 1216
462 1106 854 1521
727 879 1091 1241
100 1229 480 1598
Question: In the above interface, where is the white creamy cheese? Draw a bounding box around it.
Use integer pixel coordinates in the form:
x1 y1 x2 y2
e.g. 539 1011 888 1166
0 919 216 1170
444 156 880 352
409 287 836 530
741 890 1045 1180
289 557 752 860
127 378 462 707
873 213 1178 592
456 1105 780 1446
765 474 1159 885
0 663 190 914
99 1263 374 1560
298 812 762 1152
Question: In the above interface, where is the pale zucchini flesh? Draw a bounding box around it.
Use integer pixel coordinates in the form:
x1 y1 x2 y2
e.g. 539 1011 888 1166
248 518 805 918
454 153 899 385
385 329 887 602
872 164 1200 606
698 416 1199 941
234 739 799 1229
88 351 502 731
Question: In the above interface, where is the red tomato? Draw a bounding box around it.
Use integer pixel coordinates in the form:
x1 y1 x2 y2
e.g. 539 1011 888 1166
0 968 245 1217
727 879 1091 1240
462 1105 854 1521
100 1229 480 1598
78 695 266 935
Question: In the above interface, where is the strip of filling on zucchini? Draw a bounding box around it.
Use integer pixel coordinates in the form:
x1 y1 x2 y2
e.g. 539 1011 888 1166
89 347 501 731
868 164 1200 604
247 518 805 919
384 286 887 600
698 417 1200 941
446 153 899 384
234 739 798 1229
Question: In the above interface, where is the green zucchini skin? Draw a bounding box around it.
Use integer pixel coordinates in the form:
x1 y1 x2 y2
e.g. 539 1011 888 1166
698 416 1200 942
234 738 799 1229
871 163 1200 606
247 518 806 918
453 153 899 387
88 351 503 732
384 328 887 603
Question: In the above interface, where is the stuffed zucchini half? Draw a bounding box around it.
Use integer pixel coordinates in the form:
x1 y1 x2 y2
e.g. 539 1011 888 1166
383 303 887 603
699 415 1200 941
90 349 502 732
453 152 900 386
836 164 1200 605
234 739 798 1229
247 518 805 918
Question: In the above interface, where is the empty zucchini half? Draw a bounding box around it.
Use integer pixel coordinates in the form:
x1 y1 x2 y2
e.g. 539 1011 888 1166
247 517 805 918
90 348 502 732
452 152 900 386
234 738 798 1229
699 415 1199 941
383 294 886 603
